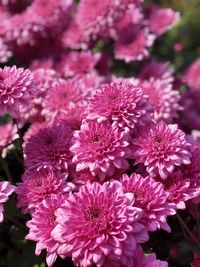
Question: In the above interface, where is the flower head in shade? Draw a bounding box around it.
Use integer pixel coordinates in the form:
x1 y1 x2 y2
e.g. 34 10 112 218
0 122 18 157
148 5 180 36
114 26 154 62
121 173 175 232
135 78 181 122
0 66 35 117
56 51 100 78
52 181 148 267
25 121 73 177
133 121 191 179
138 60 174 84
23 122 49 146
26 194 66 267
87 81 151 130
70 120 131 181
42 78 87 122
16 166 74 214
0 181 15 222
191 252 200 267
184 58 200 90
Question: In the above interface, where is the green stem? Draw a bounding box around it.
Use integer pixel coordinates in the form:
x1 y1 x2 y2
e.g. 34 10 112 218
177 213 200 248
0 154 13 183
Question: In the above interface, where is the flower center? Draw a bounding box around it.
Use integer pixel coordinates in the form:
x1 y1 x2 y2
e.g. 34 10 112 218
86 206 102 220
91 135 102 144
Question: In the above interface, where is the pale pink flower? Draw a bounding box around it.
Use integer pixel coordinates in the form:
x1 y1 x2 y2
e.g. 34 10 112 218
26 194 66 267
16 166 74 214
70 120 131 181
0 181 15 222
87 81 151 130
121 173 175 232
133 121 191 179
52 181 148 267
136 78 181 122
0 122 18 157
114 26 155 62
0 39 12 63
25 121 73 177
184 58 200 90
149 6 180 36
56 51 100 78
0 66 35 117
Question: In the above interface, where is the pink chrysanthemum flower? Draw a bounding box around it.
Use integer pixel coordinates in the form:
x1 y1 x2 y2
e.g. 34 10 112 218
42 78 87 122
138 60 174 84
26 194 66 267
133 121 191 179
135 78 181 122
149 5 180 36
16 166 74 214
0 66 35 117
25 121 73 177
23 122 49 146
70 120 131 181
191 252 200 267
114 26 155 62
121 173 175 232
0 39 12 63
76 0 132 39
184 58 200 90
56 51 100 78
52 181 148 267
0 181 15 222
87 81 151 130
0 122 18 157
20 68 60 123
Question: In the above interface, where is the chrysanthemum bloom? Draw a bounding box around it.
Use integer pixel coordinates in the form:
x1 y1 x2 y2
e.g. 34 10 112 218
25 121 73 177
20 68 60 123
56 51 100 78
0 122 18 157
0 66 35 117
184 58 200 90
52 181 148 267
121 173 175 232
23 122 49 146
135 78 181 122
70 120 131 181
0 181 15 222
138 60 174 84
16 166 74 214
26 194 66 267
148 5 180 36
87 81 151 130
191 252 200 267
42 78 87 122
75 0 132 40
133 121 191 179
132 246 168 267
114 26 155 62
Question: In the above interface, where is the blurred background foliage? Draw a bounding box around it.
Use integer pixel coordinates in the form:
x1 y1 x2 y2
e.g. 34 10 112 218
0 0 200 267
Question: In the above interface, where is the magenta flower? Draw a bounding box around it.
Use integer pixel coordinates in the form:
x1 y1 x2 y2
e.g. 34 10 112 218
25 121 73 177
42 78 87 122
149 5 180 36
184 58 200 90
26 194 66 267
0 181 15 222
0 66 35 117
56 51 100 78
70 120 131 181
52 181 148 267
16 166 74 214
87 81 151 130
114 26 154 62
133 121 191 179
136 78 181 122
121 173 175 232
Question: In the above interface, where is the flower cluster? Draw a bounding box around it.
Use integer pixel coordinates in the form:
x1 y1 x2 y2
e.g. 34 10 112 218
0 0 199 267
